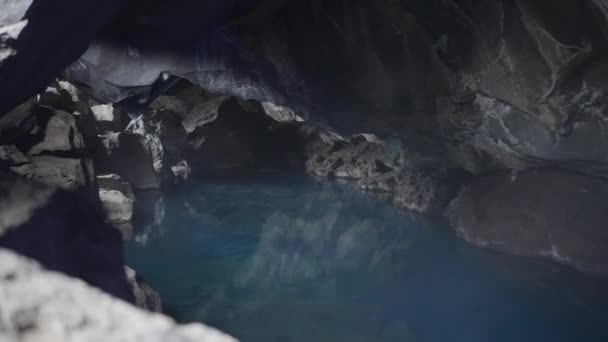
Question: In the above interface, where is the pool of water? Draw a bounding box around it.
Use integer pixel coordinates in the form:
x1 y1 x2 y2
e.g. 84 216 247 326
126 176 608 342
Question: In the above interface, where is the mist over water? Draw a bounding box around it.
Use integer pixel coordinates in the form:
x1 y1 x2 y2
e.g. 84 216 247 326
126 176 608 342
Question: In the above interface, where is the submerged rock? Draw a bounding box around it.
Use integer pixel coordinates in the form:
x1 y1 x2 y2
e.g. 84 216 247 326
447 169 608 277
0 248 236 342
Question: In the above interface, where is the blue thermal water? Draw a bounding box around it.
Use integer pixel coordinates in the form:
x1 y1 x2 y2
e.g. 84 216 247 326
126 176 608 342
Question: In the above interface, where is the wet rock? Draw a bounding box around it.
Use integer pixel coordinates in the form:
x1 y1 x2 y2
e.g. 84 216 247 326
0 248 236 342
447 169 608 277
125 266 162 313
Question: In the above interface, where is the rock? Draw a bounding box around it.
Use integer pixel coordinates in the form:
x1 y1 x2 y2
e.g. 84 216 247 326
305 136 402 179
0 144 28 165
26 109 85 156
0 0 31 65
11 155 94 191
0 173 132 301
97 133 161 190
91 103 114 122
97 174 135 239
447 169 608 277
149 95 188 116
261 102 304 122
125 266 162 313
0 248 236 342
37 80 91 116
392 171 450 214
439 92 608 176
181 96 227 133
0 97 36 144
171 160 191 181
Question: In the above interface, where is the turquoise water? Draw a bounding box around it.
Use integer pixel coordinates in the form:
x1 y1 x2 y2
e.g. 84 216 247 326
126 176 608 342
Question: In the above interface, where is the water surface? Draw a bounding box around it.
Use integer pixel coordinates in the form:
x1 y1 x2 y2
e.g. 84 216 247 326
126 176 608 342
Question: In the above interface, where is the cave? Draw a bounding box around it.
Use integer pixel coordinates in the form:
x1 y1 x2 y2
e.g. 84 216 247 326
1 0 608 341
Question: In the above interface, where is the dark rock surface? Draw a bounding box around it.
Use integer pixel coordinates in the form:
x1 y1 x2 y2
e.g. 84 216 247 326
0 172 133 301
306 132 462 214
447 169 608 276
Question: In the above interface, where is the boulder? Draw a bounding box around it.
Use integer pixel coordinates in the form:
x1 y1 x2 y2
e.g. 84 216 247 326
392 171 451 214
97 174 135 239
447 169 608 276
305 135 403 179
26 109 85 156
11 155 94 191
261 101 304 122
37 80 91 116
0 248 236 342
181 96 227 133
0 144 28 166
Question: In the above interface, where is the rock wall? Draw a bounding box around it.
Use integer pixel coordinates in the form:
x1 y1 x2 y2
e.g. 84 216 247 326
0 0 607 318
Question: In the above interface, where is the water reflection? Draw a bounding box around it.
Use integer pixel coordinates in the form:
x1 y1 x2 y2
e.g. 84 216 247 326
126 177 608 342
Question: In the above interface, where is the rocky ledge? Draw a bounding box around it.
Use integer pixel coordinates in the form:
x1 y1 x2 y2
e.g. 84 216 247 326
304 133 464 215
0 247 235 342
447 169 608 277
